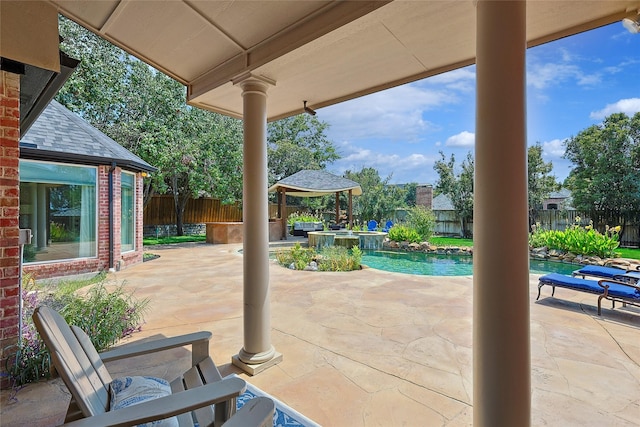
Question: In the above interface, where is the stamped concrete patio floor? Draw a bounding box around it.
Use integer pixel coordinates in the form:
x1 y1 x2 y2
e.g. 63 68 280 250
2 242 639 426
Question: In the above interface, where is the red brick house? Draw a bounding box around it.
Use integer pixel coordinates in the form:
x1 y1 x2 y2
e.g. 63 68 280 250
19 100 155 279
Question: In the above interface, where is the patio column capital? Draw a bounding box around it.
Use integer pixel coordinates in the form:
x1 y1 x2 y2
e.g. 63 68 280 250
232 73 276 94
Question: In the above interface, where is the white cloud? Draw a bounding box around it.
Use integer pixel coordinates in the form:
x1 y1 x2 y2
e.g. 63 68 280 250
330 140 438 184
320 80 466 143
422 67 476 92
541 139 566 158
527 49 602 90
445 131 475 147
589 98 640 120
527 62 601 89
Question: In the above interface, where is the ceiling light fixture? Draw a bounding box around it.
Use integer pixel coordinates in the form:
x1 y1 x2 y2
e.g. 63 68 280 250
622 13 640 34
303 101 316 116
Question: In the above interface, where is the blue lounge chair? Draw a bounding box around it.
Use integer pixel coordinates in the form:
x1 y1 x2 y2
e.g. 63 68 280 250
382 220 393 232
367 220 378 231
537 273 640 315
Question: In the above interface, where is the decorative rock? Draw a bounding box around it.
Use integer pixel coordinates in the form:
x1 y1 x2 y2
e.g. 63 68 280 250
304 261 318 271
288 263 296 270
408 242 421 251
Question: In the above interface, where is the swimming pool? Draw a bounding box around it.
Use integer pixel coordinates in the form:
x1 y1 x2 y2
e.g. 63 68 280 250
361 250 578 276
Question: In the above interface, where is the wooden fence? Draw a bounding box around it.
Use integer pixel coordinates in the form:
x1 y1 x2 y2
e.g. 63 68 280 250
435 209 640 247
144 195 242 225
532 210 640 248
143 195 302 225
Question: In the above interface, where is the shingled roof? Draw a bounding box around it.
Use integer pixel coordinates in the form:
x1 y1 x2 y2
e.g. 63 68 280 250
269 170 362 197
19 100 155 173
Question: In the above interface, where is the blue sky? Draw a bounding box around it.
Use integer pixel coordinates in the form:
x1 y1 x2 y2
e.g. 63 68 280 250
317 22 640 185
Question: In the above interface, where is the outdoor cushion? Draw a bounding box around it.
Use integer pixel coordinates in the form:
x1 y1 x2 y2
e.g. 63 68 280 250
602 281 640 299
539 273 602 293
110 376 178 427
572 265 627 279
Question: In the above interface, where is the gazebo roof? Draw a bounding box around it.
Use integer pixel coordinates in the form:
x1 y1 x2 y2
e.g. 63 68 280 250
268 170 362 197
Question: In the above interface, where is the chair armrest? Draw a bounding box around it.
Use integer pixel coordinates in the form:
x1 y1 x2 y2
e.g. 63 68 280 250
598 279 640 292
62 376 246 427
100 331 212 367
222 397 275 427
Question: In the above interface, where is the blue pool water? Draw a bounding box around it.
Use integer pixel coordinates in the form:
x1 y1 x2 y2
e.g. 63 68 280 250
361 250 578 276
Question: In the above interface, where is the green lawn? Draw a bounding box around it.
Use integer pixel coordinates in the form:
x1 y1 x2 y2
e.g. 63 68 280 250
143 235 206 246
614 247 640 260
429 236 474 247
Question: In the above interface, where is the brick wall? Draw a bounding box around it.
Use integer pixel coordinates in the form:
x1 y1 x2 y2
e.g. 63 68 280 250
0 70 21 389
416 184 433 209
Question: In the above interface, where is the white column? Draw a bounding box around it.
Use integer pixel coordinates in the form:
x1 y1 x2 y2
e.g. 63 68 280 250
29 183 38 247
474 1 530 426
232 75 282 375
37 184 47 249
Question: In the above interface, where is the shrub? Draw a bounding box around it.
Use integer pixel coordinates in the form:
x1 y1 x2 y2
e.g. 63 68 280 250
529 217 620 258
287 211 323 226
275 243 361 271
388 225 422 244
276 243 316 270
22 244 37 263
3 273 148 387
406 206 436 241
317 246 361 271
49 222 74 242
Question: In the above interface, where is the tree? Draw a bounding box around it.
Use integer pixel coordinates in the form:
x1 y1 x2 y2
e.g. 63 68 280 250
267 114 339 185
403 183 418 207
433 151 474 237
563 112 640 235
343 167 405 225
57 17 244 235
528 143 560 229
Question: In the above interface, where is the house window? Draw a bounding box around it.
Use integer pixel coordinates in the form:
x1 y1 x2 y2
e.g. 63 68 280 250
19 160 97 263
121 172 135 252
547 203 558 210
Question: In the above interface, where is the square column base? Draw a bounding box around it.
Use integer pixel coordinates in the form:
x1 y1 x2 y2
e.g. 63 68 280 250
232 352 283 376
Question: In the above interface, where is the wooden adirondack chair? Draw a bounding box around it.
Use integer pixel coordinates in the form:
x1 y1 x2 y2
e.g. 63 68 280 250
33 305 274 427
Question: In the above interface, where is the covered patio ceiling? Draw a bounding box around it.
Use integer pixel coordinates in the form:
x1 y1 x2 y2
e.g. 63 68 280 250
51 0 640 121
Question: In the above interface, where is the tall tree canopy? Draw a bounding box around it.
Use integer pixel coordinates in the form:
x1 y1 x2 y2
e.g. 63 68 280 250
433 151 474 237
56 17 244 234
267 114 339 185
343 167 405 224
528 143 560 228
563 112 640 232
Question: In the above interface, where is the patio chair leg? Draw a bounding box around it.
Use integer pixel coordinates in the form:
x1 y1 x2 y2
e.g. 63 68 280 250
597 296 603 316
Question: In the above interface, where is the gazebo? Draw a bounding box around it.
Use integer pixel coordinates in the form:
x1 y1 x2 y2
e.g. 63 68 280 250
268 170 362 239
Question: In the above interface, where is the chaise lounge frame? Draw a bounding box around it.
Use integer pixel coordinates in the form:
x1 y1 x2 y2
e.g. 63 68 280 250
537 274 640 316
33 305 274 427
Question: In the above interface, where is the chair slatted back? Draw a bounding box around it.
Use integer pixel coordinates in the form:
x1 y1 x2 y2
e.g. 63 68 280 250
71 325 113 386
33 306 110 417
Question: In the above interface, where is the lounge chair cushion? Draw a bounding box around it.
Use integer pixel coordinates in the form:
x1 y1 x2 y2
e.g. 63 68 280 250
574 265 626 278
540 273 600 293
110 376 178 427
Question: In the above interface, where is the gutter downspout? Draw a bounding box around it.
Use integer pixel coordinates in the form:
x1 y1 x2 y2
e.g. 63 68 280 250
109 162 116 271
